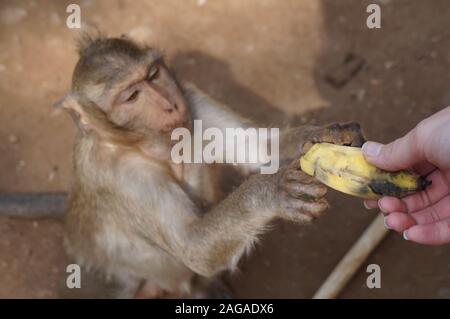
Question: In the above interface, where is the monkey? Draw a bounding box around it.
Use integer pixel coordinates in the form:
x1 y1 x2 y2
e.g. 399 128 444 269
30 35 365 298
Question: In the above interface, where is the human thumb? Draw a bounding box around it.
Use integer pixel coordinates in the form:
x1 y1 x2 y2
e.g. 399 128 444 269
362 129 423 171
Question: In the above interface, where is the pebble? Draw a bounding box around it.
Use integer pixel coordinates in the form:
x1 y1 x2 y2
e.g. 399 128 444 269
197 0 207 6
384 61 395 69
352 89 366 101
8 134 18 144
48 166 58 181
48 171 56 181
16 160 25 171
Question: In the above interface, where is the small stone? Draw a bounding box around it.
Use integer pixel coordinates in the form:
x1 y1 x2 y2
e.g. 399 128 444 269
8 134 18 144
32 221 39 229
351 89 366 101
16 160 25 171
430 51 438 59
384 61 395 69
370 78 381 86
48 172 55 181
197 0 207 6
48 169 56 181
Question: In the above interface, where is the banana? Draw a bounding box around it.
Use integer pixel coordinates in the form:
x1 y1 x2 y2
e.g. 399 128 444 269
299 143 431 199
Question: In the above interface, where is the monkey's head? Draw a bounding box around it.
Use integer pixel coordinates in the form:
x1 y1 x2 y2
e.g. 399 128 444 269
59 36 191 141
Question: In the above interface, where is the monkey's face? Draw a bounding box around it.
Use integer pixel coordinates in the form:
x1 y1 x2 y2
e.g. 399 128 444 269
107 61 191 134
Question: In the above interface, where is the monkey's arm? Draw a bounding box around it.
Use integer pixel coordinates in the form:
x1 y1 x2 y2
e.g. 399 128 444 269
183 84 263 174
132 164 327 278
278 123 366 162
184 85 365 171
177 172 280 276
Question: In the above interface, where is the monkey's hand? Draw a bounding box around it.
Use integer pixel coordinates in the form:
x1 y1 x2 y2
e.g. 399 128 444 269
303 122 366 153
281 122 366 161
275 161 329 223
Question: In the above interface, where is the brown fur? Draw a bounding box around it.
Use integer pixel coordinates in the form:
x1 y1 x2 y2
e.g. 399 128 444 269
61 37 365 298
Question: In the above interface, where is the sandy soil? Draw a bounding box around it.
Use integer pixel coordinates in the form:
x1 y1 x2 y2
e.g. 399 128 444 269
0 0 449 298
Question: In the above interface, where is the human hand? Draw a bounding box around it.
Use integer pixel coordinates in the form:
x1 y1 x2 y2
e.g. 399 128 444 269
362 106 450 245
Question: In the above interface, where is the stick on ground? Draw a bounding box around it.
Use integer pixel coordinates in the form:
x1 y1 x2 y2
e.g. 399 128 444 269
313 214 389 299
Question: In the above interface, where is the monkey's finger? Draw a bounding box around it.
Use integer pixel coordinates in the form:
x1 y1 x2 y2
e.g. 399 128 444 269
298 198 329 218
282 181 327 199
339 122 366 147
283 197 329 221
312 122 366 147
284 199 329 224
284 169 316 184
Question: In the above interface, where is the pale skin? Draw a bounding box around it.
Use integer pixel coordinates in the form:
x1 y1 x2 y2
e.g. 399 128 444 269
363 106 450 245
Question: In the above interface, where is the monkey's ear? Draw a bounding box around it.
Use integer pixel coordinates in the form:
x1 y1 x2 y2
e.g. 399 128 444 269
54 95 91 132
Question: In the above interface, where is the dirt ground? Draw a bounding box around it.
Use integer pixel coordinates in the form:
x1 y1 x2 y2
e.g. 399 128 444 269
0 0 449 298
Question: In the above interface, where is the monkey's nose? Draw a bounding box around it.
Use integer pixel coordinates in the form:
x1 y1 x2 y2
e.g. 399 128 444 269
164 103 179 114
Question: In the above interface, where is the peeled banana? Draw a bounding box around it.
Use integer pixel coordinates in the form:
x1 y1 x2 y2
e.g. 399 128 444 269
300 143 431 199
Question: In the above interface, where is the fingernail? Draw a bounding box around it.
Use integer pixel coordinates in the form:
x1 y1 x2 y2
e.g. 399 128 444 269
363 201 372 210
384 217 391 229
378 199 388 213
403 230 409 240
362 141 383 157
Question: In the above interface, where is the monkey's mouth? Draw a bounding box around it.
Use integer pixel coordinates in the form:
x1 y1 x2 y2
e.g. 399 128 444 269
162 117 192 133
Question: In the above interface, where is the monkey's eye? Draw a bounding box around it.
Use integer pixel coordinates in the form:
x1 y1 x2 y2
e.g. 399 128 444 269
126 90 139 103
147 65 160 82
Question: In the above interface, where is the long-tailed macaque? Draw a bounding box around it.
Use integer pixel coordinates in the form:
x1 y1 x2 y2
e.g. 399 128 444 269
58 36 365 298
